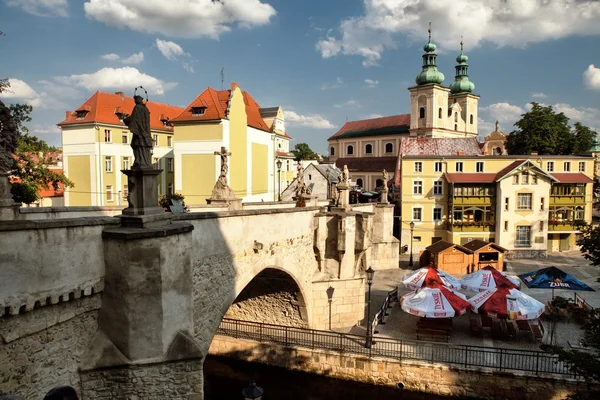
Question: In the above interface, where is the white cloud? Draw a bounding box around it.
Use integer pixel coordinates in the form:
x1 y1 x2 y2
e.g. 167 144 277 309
317 0 600 66
584 64 600 90
481 102 525 124
101 53 121 61
362 113 384 119
55 67 177 95
100 51 144 65
30 123 60 136
531 92 547 99
333 100 360 109
121 52 144 65
84 0 276 39
320 76 345 90
286 111 336 129
364 79 379 88
155 39 195 72
6 0 68 17
1 79 43 107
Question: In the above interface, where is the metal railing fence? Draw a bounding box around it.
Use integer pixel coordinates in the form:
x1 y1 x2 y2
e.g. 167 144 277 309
216 318 575 378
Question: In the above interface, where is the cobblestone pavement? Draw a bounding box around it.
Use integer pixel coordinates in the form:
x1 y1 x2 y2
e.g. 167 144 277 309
352 252 600 351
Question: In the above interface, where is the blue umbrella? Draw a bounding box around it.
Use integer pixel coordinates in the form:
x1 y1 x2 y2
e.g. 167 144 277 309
518 266 595 294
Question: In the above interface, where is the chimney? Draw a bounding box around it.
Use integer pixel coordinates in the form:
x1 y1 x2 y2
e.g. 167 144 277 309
65 111 71 119
531 152 538 156
457 151 465 156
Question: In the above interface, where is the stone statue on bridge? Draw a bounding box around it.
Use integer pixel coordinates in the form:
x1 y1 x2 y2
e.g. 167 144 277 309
210 147 236 200
0 99 18 173
123 93 153 169
295 163 307 197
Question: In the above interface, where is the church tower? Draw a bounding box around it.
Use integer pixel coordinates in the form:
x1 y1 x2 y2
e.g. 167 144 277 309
409 23 451 137
448 39 479 137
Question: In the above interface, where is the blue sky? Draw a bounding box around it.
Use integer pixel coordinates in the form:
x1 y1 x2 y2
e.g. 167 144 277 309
1 0 599 154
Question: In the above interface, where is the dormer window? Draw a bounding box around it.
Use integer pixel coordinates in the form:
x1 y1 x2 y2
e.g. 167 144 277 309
191 106 206 116
75 105 91 120
160 113 171 128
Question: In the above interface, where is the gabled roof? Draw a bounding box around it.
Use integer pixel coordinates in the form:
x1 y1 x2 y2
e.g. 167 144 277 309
328 114 410 140
58 91 183 131
551 173 594 184
313 163 341 183
495 160 557 182
462 239 506 253
399 137 483 156
171 84 272 132
426 240 473 254
335 156 397 173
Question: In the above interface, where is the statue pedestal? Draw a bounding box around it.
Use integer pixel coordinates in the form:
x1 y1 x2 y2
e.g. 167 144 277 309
293 194 318 207
336 184 351 211
206 197 242 210
378 188 389 204
206 179 242 210
0 172 20 220
121 168 171 228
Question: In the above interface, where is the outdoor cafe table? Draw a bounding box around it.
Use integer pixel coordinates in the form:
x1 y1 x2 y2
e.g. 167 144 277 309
417 317 453 332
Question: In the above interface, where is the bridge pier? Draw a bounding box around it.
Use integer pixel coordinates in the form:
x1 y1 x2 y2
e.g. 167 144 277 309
79 206 204 399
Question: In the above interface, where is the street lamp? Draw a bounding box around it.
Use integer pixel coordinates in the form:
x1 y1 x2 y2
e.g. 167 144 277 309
326 286 335 330
276 159 283 201
242 381 263 400
365 266 375 348
408 221 415 267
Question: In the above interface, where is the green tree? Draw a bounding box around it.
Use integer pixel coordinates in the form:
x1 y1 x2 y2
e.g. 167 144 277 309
3 97 73 204
505 103 597 155
577 224 600 268
291 142 318 161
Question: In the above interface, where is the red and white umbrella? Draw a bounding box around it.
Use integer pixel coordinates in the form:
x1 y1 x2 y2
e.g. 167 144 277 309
401 286 472 318
401 266 462 290
460 265 521 292
469 287 544 320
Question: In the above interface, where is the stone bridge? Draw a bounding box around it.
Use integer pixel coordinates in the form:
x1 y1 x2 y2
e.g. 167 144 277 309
0 202 398 399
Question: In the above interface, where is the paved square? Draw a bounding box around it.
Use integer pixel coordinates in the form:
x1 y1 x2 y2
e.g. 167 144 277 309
358 252 600 351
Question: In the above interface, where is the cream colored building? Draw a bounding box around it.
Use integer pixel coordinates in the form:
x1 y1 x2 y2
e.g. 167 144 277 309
397 151 594 258
59 85 293 206
59 91 182 206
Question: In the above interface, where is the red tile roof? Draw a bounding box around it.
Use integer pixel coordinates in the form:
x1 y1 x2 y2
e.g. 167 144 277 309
335 156 397 173
551 173 594 184
399 137 483 156
444 173 497 183
276 151 294 158
493 160 525 180
329 114 410 140
171 84 272 132
58 91 183 131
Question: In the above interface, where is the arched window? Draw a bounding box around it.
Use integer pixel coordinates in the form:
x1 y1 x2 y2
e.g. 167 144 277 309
365 144 373 154
356 178 363 188
494 147 502 155
347 145 354 155
385 142 393 153
330 146 335 156
454 112 458 122
454 123 458 130
376 179 384 188
419 107 425 119
438 108 442 119
470 114 474 124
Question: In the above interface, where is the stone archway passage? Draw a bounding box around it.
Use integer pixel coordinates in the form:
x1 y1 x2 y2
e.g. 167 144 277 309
224 268 308 327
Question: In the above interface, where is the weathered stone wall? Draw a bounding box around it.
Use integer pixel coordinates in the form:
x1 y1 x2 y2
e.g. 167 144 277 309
18 206 123 220
209 335 589 400
0 218 116 316
506 250 548 259
0 296 100 399
80 359 203 400
224 269 307 327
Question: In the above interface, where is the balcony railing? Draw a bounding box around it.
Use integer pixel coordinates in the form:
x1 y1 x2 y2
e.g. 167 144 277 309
451 195 495 205
451 223 496 232
549 195 585 205
548 221 585 231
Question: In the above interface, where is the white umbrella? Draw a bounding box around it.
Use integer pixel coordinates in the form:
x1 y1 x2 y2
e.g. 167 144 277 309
460 265 521 292
468 287 544 320
401 286 471 318
401 266 462 290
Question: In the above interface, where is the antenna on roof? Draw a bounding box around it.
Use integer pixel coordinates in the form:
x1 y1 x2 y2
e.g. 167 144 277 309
221 67 224 90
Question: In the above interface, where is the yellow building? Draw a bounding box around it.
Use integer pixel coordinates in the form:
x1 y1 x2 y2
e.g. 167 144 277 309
59 84 293 205
396 138 595 258
170 82 292 203
58 91 182 206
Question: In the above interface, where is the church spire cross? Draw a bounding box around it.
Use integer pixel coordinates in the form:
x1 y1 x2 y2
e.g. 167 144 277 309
460 35 464 52
428 22 432 42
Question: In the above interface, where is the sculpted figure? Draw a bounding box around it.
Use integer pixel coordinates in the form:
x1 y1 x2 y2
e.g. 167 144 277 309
295 163 306 197
124 95 153 168
0 99 18 173
382 169 388 186
340 165 350 186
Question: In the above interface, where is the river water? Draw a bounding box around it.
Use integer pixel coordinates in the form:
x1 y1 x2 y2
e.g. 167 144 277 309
204 356 459 400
